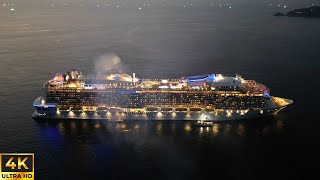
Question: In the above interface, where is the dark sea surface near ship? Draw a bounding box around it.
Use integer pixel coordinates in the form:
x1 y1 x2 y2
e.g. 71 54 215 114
0 6 319 179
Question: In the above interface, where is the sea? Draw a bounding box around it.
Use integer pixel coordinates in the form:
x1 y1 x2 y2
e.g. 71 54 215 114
0 5 319 180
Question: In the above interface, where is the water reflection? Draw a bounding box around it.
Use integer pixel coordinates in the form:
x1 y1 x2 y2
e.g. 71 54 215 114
94 123 100 128
212 124 219 136
35 116 286 144
222 124 232 136
184 123 192 132
155 123 163 135
236 124 246 136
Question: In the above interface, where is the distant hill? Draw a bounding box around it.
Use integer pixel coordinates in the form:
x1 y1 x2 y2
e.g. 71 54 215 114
274 6 320 18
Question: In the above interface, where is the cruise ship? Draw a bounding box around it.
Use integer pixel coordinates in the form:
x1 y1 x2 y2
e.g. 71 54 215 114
32 70 293 121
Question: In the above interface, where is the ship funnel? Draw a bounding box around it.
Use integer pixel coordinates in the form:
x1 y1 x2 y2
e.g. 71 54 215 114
133 73 136 82
68 70 78 80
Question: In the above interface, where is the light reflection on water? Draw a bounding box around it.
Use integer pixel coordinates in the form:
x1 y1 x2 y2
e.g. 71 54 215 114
236 124 246 136
184 123 192 132
32 116 291 179
36 117 286 144
213 124 219 136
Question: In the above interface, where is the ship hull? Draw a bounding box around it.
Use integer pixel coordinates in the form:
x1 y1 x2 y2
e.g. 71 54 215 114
32 107 284 121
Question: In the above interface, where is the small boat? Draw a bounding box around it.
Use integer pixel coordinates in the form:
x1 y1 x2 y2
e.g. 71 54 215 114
194 120 213 127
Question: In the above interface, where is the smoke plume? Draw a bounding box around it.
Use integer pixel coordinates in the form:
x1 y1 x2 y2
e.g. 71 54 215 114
94 53 122 75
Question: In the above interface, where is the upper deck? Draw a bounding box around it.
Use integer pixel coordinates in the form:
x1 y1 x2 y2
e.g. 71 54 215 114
45 70 270 96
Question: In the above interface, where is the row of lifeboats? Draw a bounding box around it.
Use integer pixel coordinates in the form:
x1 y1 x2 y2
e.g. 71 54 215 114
145 107 214 112
58 106 216 113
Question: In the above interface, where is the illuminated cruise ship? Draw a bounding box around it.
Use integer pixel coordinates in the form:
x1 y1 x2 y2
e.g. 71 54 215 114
32 70 293 121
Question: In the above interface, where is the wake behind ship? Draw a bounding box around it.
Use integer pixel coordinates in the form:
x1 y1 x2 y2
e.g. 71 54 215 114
32 70 293 121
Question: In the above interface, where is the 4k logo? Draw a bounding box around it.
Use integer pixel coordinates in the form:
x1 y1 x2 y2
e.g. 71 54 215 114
0 153 34 180
5 157 29 170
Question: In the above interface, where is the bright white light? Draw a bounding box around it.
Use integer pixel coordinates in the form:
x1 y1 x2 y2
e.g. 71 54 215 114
215 74 224 81
69 111 75 117
139 7 142 10
161 79 168 83
10 8 15 11
226 110 232 117
159 85 169 89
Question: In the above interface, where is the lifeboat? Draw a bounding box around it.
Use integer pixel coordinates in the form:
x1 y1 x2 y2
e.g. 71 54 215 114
59 106 71 111
175 108 188 112
205 108 215 112
83 106 96 112
97 107 109 111
189 108 202 111
72 106 82 112
146 107 158 112
161 107 172 112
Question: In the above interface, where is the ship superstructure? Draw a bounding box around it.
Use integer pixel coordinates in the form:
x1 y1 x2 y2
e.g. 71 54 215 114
32 70 293 121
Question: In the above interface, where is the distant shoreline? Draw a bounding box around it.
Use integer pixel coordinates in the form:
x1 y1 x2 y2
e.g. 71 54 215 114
274 6 320 18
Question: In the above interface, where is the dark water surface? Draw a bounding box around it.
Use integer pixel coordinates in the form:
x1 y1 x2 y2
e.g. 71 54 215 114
0 7 319 179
